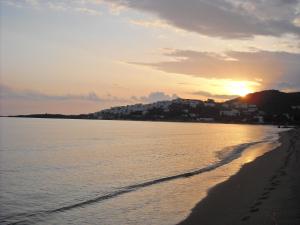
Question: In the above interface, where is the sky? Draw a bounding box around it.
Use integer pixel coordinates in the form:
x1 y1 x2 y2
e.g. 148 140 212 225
0 0 300 115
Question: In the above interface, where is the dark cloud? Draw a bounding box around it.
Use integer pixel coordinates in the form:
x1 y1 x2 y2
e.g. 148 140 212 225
105 0 300 38
131 92 178 103
131 49 300 90
192 90 239 100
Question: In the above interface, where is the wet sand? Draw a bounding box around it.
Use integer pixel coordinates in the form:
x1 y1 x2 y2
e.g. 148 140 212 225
178 128 300 225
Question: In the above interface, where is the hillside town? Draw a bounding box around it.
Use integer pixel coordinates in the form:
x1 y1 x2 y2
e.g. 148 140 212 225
13 90 300 125
93 96 300 125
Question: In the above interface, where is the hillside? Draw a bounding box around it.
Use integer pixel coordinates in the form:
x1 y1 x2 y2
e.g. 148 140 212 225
228 90 300 114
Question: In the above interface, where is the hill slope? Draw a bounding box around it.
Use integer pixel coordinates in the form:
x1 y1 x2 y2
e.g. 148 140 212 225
228 90 300 114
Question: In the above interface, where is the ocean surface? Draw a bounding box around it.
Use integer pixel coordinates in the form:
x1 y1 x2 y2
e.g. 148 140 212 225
0 118 286 225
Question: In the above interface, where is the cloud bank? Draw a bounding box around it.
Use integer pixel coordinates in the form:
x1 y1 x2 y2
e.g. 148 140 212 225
8 0 300 38
131 92 178 103
3 0 103 16
0 84 178 104
0 84 104 102
105 0 300 38
0 84 179 115
131 49 300 89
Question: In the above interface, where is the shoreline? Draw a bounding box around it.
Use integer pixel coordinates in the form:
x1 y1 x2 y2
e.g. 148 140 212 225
178 128 300 225
3 116 294 127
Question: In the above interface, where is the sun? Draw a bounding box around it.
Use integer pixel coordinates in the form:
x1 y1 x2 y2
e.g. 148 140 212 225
229 81 253 97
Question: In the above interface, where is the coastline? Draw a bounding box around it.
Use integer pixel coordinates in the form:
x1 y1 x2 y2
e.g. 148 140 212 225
4 116 289 127
178 128 300 225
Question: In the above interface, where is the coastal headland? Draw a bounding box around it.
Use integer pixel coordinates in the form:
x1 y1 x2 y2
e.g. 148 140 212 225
11 90 300 126
178 128 300 225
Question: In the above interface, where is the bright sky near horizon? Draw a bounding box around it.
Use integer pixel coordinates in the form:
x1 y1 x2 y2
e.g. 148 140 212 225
1 0 300 115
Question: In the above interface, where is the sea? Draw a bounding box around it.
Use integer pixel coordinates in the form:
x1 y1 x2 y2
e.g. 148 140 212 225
0 117 287 225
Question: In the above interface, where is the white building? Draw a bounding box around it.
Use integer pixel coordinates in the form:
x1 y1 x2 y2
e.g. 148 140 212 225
220 109 240 117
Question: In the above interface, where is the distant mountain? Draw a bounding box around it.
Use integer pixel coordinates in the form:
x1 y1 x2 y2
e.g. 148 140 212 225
227 90 300 114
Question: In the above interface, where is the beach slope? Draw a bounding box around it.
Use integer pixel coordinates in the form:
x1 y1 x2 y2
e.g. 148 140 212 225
178 128 300 225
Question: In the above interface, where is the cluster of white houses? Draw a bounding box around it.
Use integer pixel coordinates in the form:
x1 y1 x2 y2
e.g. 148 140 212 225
220 102 265 123
220 102 259 116
96 99 208 115
97 100 172 116
94 98 268 122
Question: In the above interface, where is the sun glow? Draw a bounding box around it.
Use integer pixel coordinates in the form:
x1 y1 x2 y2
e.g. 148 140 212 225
228 81 253 97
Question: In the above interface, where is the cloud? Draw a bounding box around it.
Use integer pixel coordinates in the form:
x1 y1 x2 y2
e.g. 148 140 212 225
129 19 186 34
3 0 23 8
192 90 239 100
74 7 102 16
6 0 300 38
0 84 179 105
47 2 68 11
131 49 300 90
106 1 126 14
129 19 170 29
131 92 178 103
275 82 300 92
0 84 182 115
0 84 106 102
3 0 102 16
24 0 39 7
104 0 300 38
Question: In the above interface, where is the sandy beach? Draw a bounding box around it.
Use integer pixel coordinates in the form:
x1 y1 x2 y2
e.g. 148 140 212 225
178 128 300 225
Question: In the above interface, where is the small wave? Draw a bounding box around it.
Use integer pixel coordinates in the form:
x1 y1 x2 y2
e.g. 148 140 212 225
216 141 262 162
0 140 272 224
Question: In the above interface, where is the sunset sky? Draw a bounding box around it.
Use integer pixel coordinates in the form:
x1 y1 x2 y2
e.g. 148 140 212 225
1 0 300 115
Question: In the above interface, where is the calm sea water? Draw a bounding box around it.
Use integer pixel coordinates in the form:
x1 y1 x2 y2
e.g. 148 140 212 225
0 118 285 225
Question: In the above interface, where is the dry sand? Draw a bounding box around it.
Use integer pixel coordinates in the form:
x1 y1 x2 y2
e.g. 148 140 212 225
178 128 300 225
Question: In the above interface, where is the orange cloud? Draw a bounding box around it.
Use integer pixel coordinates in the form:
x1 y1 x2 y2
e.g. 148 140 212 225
130 49 300 90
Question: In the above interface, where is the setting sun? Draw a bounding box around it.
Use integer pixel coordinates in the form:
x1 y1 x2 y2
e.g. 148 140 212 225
228 82 253 97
